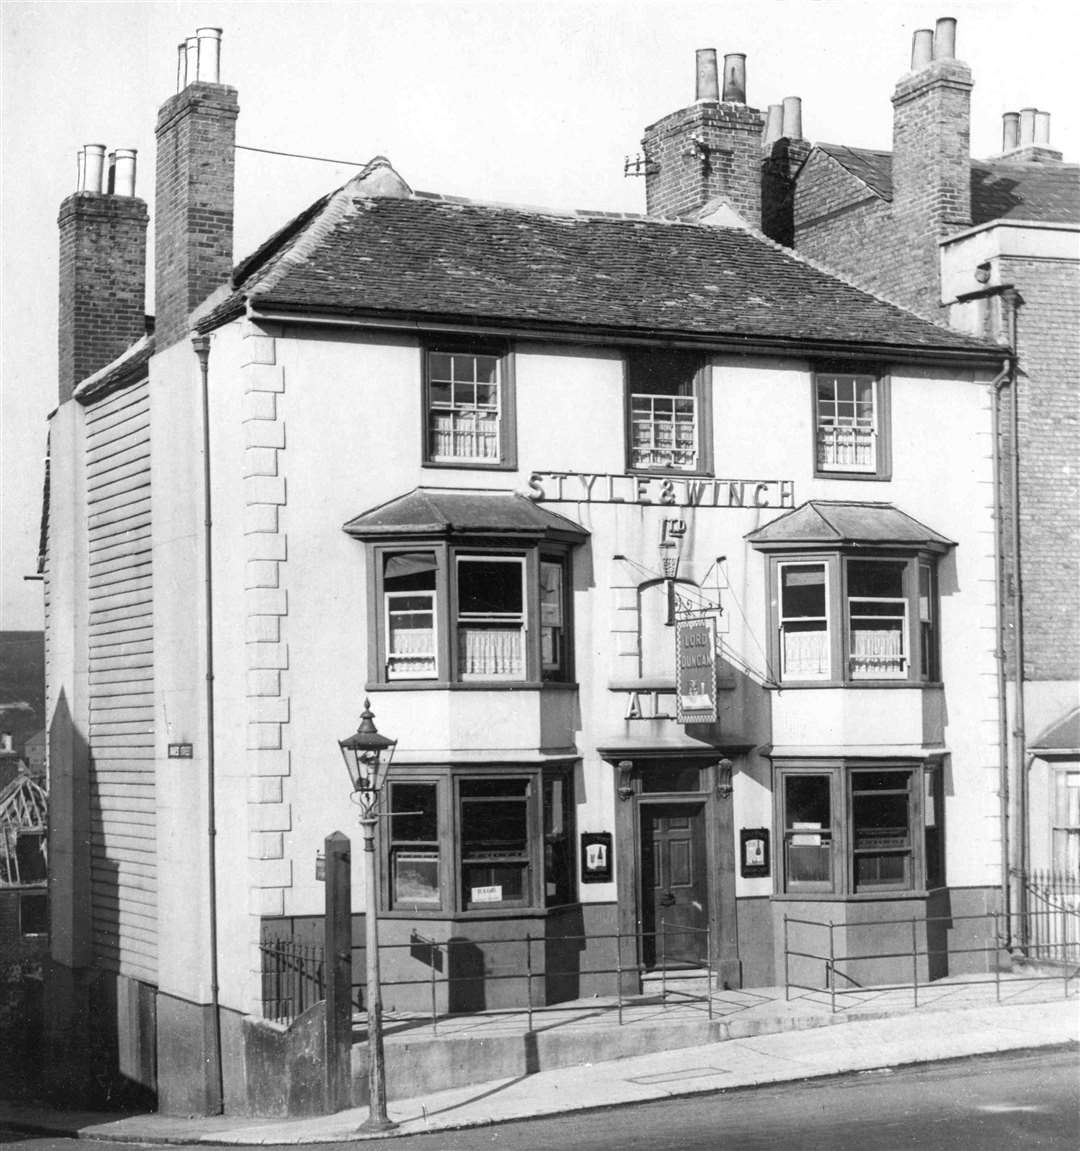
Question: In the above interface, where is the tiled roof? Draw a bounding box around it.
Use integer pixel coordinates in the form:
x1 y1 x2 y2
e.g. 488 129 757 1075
205 183 995 357
815 143 1080 225
1030 707 1080 753
745 500 955 551
343 487 589 541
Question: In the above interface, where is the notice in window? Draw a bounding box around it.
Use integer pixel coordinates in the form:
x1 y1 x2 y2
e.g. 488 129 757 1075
791 821 822 847
471 885 503 903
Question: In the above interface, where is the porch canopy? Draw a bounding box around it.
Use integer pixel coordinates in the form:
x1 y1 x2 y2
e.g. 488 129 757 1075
343 486 589 543
745 499 955 552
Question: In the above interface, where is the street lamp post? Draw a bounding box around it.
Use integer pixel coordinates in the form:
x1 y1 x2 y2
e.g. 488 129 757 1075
339 699 398 1134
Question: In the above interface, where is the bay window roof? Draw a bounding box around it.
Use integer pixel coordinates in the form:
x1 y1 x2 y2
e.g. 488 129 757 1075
745 500 954 553
343 487 588 543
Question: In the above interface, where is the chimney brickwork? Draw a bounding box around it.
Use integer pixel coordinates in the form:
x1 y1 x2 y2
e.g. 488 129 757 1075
886 54 973 315
57 192 148 404
643 101 766 221
154 82 238 349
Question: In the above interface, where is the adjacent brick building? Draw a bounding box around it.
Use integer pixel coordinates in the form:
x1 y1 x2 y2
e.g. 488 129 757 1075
777 18 1080 895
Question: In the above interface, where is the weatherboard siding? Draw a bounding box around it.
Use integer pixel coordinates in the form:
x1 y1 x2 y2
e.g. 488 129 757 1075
85 380 156 984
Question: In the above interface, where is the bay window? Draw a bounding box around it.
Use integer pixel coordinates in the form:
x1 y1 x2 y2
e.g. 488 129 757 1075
768 552 939 686
383 765 577 914
776 761 942 897
370 544 574 686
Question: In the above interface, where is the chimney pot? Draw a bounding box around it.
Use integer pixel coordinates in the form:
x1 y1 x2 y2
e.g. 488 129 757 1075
764 103 783 147
1034 110 1051 144
911 29 934 69
1002 111 1020 151
722 53 746 103
933 17 957 60
113 148 137 197
196 27 223 84
81 144 106 194
176 41 188 92
1019 107 1036 146
76 148 85 193
695 49 719 102
185 36 199 86
781 96 803 140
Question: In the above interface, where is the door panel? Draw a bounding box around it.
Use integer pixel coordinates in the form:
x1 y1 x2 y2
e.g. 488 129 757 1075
641 803 708 968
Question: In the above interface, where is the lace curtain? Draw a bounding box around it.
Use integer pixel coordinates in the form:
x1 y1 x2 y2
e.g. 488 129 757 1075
458 627 522 678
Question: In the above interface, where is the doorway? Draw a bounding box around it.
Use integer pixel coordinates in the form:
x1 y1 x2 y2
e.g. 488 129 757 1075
640 803 708 968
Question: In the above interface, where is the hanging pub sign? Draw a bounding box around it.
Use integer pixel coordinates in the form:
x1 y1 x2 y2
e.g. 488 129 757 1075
676 614 718 724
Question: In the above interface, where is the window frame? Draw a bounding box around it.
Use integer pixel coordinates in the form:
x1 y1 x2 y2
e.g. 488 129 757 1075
766 551 940 687
624 349 713 476
422 342 517 471
812 370 892 481
379 763 578 917
1051 766 1080 872
370 540 574 689
774 759 941 899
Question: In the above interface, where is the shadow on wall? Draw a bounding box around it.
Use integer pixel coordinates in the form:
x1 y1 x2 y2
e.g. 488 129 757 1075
42 688 157 1110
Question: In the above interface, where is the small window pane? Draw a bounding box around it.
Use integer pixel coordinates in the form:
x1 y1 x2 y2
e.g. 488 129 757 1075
544 775 575 906
816 374 877 472
458 559 523 616
852 770 912 891
390 782 440 908
784 775 832 888
20 892 48 936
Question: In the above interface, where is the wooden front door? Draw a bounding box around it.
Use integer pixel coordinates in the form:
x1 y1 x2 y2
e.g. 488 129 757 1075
640 803 708 968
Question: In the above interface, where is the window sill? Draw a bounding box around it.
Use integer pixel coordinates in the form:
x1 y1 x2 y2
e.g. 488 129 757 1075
422 459 518 472
368 680 579 693
380 903 582 921
627 466 714 479
771 890 933 902
771 681 943 691
813 469 892 482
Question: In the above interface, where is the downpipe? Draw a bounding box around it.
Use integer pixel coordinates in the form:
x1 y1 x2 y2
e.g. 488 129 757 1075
192 333 224 1113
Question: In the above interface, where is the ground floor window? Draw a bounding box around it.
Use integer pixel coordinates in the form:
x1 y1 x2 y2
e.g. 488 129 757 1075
776 760 943 897
384 763 576 914
1053 768 1080 872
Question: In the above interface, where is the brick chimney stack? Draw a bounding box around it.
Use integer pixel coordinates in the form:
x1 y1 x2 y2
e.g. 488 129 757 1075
761 97 811 247
643 49 766 222
57 146 148 404
154 27 238 349
890 16 973 315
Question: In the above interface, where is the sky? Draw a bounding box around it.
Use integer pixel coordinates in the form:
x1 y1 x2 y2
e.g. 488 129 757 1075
1 0 1077 631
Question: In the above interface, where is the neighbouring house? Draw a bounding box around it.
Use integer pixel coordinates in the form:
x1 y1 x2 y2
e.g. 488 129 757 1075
755 15 1079 914
0 766 49 964
44 27 1009 1116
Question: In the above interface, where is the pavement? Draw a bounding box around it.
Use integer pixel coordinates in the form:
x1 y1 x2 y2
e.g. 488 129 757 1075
2 973 1078 1144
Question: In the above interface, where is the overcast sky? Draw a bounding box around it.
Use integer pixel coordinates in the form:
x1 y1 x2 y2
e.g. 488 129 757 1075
1 0 1077 630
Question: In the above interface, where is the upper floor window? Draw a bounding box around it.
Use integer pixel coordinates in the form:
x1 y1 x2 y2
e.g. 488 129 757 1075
626 349 712 474
772 554 938 686
424 345 516 469
1053 770 1080 872
375 544 573 686
814 372 890 479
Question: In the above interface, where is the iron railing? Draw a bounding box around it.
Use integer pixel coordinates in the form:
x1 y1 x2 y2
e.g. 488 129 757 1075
1025 870 1080 963
782 905 1079 1014
259 937 325 1024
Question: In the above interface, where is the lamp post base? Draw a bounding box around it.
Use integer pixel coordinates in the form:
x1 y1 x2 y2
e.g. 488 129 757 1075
359 1113 399 1134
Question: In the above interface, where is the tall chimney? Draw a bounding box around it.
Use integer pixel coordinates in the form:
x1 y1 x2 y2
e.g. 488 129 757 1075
761 95 810 248
154 26 237 349
642 48 765 221
890 13 972 314
57 144 148 403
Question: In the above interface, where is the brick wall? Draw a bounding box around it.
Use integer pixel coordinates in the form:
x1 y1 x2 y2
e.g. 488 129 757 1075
154 82 238 350
761 138 811 247
57 193 148 404
643 102 765 221
1000 257 1080 682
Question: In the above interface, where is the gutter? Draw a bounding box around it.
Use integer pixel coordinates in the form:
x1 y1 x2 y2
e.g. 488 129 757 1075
191 334 225 1114
239 303 1002 370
